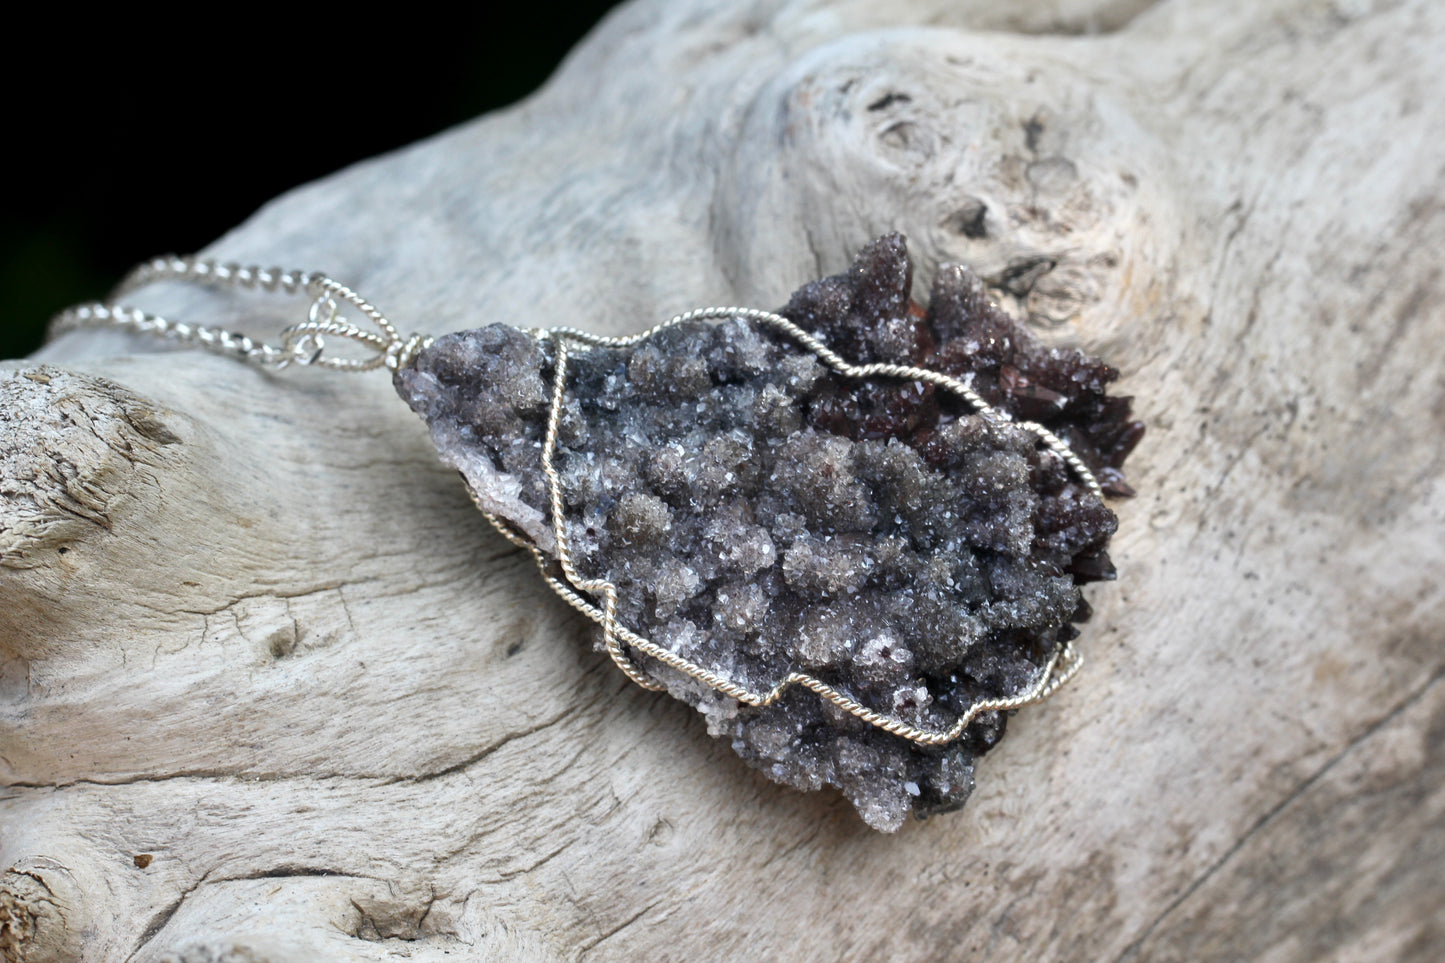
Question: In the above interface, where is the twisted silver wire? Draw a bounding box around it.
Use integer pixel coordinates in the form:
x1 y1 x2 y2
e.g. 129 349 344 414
550 308 1103 500
49 263 1101 746
466 489 1083 747
533 307 1100 746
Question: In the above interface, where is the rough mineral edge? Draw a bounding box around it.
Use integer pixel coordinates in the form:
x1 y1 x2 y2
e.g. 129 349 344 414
395 234 1139 830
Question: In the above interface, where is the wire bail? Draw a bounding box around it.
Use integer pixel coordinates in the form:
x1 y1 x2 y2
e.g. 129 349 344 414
278 278 429 371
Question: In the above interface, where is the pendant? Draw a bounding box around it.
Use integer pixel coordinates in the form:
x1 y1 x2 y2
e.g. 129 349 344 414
394 235 1141 831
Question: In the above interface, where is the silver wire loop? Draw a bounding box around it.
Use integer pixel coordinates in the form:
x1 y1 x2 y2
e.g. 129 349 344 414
47 255 432 372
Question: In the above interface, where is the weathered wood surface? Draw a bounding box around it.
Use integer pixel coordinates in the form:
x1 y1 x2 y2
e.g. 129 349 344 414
3 0 1443 959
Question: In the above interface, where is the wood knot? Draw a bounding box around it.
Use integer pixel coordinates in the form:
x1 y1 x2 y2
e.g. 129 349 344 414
0 868 79 963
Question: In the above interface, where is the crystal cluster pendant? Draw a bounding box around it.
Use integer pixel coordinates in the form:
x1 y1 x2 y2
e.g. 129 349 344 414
395 235 1141 830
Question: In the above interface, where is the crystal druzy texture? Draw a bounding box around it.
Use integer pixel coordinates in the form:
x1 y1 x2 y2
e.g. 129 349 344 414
395 235 1141 831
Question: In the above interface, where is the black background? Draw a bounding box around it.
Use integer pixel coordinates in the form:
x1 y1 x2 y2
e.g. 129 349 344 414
1 5 625 359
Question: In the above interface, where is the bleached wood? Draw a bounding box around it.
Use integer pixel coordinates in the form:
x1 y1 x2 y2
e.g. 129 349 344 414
3 0 1443 960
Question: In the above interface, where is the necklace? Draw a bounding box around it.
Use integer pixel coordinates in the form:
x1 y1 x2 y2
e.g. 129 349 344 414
50 234 1140 831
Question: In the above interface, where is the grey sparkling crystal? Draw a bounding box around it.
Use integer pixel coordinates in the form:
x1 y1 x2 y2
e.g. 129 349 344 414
395 235 1139 831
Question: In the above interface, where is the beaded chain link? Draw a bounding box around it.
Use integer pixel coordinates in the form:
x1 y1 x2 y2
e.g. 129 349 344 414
51 256 432 372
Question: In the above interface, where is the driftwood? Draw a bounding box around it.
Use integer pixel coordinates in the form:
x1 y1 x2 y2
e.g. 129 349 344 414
3 0 1443 959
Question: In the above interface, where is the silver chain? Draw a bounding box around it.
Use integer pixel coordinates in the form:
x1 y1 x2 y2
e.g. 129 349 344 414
48 255 432 372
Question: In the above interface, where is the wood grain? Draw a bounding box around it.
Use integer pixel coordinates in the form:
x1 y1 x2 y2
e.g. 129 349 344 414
2 0 1442 959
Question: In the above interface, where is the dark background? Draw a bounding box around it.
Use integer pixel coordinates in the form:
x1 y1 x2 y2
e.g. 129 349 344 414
1 4 625 359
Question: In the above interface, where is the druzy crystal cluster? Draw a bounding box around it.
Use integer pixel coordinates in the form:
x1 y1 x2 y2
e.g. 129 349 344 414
396 235 1140 830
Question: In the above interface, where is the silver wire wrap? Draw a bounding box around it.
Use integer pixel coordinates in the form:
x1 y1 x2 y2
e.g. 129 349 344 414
517 309 1095 746
48 262 1101 747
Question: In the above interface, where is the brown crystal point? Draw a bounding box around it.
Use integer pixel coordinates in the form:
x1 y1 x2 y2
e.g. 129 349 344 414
394 235 1139 831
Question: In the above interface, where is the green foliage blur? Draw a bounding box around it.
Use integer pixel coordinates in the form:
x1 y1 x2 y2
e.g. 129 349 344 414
1 4 624 360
